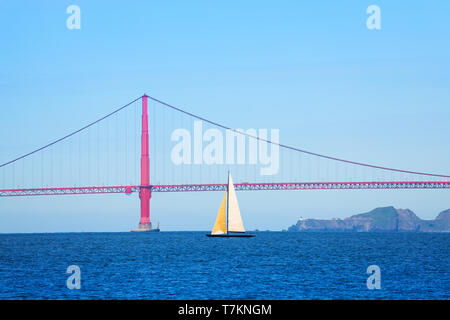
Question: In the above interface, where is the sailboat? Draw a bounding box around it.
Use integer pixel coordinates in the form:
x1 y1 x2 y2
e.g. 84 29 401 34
206 172 255 238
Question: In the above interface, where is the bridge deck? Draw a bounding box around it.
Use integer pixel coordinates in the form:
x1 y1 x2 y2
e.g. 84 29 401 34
1 181 449 197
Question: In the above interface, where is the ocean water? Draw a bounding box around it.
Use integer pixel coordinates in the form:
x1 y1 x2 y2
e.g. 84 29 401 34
0 232 448 300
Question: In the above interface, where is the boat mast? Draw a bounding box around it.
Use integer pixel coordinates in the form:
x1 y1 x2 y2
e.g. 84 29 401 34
226 171 229 234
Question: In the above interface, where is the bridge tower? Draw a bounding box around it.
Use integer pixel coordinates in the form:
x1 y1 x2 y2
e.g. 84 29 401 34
133 94 154 232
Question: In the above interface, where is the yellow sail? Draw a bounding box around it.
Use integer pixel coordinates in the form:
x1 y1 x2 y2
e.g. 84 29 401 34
211 192 227 235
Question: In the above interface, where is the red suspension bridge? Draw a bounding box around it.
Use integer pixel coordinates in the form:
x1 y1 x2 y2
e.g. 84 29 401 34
1 95 449 231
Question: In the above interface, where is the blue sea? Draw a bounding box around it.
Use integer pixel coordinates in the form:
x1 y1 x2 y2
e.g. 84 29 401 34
0 232 448 300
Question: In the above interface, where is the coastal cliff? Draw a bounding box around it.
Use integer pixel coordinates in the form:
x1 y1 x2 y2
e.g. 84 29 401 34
287 207 450 232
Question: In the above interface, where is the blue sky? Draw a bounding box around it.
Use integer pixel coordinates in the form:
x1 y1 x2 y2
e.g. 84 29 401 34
0 1 449 232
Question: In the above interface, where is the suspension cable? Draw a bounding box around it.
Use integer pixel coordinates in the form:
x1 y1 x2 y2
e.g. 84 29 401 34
2 93 449 179
0 96 142 168
147 95 450 178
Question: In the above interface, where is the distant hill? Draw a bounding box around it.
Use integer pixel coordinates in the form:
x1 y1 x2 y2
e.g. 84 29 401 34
287 207 450 232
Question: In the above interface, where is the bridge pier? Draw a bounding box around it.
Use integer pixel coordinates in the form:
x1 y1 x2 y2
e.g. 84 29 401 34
136 187 152 230
132 94 158 232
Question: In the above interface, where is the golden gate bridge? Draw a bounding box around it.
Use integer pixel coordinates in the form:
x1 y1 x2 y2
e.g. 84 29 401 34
1 95 449 231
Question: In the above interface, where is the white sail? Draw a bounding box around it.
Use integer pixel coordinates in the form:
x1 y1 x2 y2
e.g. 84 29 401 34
227 173 245 232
